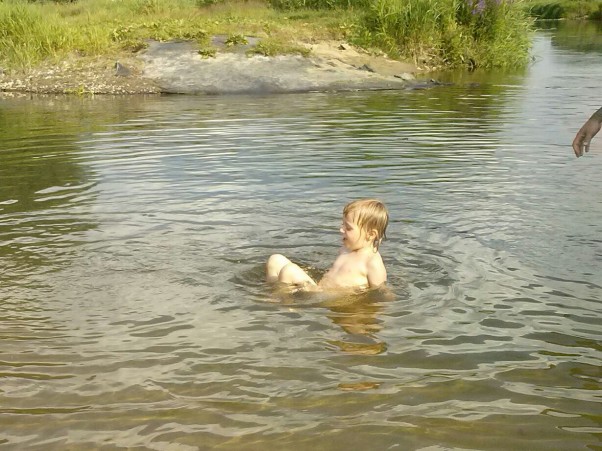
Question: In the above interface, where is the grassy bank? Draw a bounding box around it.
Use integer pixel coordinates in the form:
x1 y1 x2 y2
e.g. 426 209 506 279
354 0 532 69
0 0 532 72
523 0 602 20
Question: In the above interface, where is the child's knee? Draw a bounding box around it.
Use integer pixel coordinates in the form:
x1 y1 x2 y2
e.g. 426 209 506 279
279 262 316 286
266 254 291 282
267 254 289 270
278 262 302 284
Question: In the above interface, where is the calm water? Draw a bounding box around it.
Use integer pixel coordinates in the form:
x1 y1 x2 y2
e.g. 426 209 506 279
1 23 601 450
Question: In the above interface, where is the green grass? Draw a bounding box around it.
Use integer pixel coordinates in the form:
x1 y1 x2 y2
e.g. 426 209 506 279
353 0 533 69
0 0 533 71
0 0 347 68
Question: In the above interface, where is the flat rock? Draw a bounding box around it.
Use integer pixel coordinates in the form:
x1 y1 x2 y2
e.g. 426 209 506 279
0 39 433 95
139 40 413 95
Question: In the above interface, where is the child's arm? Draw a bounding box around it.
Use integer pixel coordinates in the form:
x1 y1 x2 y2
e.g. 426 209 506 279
367 255 387 288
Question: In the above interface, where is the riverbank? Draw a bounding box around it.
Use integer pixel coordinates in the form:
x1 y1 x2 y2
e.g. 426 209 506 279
0 39 424 95
0 0 533 96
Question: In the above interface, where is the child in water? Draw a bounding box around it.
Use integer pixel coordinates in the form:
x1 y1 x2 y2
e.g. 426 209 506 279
266 199 388 291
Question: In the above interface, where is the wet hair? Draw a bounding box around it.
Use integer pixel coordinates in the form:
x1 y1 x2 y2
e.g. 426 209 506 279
343 199 389 249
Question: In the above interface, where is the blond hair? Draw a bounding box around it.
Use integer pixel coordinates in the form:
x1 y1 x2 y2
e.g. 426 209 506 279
343 199 389 249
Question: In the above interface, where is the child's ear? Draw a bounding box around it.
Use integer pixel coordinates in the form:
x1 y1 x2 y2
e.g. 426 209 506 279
368 229 378 241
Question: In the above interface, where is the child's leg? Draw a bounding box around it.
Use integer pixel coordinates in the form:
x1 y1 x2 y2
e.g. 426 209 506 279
279 262 317 286
266 254 291 283
266 254 317 286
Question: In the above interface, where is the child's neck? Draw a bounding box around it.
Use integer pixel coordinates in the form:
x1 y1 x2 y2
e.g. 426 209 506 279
351 243 377 254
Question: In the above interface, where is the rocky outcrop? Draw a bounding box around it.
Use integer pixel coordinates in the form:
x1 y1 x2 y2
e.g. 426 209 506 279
139 40 417 94
0 38 427 95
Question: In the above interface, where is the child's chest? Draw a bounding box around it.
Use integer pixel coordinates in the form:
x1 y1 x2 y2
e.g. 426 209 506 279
330 253 368 280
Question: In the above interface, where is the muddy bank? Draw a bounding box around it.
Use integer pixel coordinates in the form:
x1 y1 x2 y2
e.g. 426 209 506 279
0 39 429 96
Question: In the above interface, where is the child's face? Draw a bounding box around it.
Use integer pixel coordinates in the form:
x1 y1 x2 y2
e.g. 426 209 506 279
340 214 373 251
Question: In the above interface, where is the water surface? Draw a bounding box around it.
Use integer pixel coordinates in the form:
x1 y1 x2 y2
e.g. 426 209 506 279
0 24 601 450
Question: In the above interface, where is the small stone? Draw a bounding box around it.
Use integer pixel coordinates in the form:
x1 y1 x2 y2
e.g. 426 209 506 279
338 44 347 50
358 64 374 73
115 61 131 77
394 72 415 81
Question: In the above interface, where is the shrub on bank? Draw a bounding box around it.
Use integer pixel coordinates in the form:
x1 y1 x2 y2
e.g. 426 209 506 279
267 0 533 69
354 0 532 69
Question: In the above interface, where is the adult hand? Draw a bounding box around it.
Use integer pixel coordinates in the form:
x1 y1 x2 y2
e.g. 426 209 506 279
572 108 602 157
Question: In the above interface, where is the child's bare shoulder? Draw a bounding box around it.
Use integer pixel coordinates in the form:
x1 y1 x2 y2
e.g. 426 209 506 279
366 251 386 286
366 251 385 270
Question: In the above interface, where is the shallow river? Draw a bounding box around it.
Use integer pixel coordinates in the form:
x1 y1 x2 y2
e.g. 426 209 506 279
1 23 601 450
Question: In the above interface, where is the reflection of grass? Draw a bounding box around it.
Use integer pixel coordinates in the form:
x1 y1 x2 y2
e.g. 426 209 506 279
0 98 98 277
549 20 602 53
523 0 602 20
65 84 95 97
338 381 381 390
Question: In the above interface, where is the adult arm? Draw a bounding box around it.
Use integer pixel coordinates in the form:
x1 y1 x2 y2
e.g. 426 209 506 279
572 107 602 157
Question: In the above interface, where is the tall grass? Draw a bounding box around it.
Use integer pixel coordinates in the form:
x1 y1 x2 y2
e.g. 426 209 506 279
267 0 533 68
0 2 73 67
353 0 533 69
268 0 368 10
0 0 343 69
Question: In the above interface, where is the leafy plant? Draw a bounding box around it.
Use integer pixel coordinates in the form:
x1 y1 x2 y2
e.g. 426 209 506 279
225 33 248 46
198 46 217 57
247 39 310 56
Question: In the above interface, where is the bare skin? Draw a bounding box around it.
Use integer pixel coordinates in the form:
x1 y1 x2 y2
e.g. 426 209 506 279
318 246 386 290
572 107 602 157
266 213 386 291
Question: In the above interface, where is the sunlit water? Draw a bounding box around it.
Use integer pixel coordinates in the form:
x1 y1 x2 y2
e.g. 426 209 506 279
1 23 601 450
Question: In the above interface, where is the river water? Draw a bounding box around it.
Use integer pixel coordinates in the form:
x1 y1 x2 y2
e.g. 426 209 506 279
1 23 601 450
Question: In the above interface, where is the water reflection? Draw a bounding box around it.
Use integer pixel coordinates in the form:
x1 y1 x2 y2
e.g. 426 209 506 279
541 20 602 53
327 299 387 355
0 99 98 282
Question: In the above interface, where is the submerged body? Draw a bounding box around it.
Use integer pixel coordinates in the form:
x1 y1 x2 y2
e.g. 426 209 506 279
266 199 388 292
268 246 385 292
